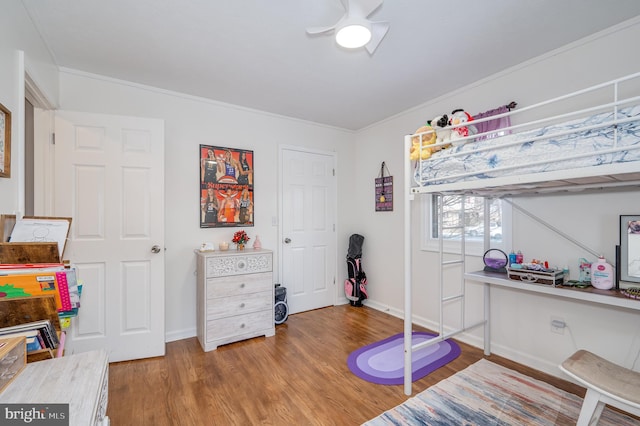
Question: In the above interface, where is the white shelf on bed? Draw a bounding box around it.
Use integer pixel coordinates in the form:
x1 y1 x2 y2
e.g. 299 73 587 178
465 270 640 312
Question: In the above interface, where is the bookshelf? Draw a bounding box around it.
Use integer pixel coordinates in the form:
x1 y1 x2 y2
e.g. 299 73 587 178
0 215 74 362
0 295 64 362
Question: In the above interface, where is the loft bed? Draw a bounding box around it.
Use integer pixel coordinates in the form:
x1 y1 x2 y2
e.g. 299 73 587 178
407 72 640 197
401 72 640 396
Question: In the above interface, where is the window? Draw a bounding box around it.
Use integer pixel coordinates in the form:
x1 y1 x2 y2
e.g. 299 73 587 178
422 194 511 256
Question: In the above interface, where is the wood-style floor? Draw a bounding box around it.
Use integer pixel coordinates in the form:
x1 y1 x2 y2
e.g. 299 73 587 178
107 305 585 425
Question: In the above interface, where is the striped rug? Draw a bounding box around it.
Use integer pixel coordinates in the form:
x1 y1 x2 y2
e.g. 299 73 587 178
364 359 640 426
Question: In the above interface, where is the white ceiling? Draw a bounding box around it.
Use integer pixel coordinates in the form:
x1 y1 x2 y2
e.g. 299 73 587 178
21 0 640 130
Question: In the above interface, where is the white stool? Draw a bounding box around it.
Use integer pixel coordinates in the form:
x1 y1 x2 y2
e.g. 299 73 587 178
559 350 640 426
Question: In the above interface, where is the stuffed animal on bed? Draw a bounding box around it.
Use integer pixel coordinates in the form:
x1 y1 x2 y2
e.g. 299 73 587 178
431 114 452 147
449 109 477 145
410 124 437 160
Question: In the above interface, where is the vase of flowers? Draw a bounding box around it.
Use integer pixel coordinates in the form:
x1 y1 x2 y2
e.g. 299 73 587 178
232 230 250 250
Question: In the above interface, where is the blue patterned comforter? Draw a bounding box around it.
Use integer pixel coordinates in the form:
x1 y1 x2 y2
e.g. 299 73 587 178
414 104 640 186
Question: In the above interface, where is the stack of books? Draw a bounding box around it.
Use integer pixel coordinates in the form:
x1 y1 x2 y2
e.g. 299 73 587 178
0 319 59 354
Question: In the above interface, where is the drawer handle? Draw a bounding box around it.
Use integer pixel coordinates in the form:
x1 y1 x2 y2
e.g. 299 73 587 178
240 323 245 328
240 283 245 288
240 303 245 308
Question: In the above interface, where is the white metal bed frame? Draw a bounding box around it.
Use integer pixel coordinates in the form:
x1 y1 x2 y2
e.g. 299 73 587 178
402 71 640 396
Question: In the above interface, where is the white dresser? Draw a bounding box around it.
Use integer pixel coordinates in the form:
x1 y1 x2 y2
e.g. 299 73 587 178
196 248 275 351
0 350 109 426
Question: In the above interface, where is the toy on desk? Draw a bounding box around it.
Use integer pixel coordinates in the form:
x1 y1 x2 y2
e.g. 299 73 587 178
483 249 508 273
578 258 592 284
622 287 640 299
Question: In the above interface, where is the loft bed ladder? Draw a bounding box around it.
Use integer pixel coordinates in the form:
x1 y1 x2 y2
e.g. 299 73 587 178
403 188 488 396
436 193 468 344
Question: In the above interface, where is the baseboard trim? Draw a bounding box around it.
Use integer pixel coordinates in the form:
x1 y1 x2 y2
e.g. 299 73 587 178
165 328 196 343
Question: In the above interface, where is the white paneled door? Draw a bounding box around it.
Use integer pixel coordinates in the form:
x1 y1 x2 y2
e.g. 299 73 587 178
53 111 165 362
280 147 336 314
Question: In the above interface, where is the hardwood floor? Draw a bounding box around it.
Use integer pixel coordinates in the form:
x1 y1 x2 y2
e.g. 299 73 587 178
107 305 585 425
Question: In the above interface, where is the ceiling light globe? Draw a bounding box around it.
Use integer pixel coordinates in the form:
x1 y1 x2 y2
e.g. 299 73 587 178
336 24 371 49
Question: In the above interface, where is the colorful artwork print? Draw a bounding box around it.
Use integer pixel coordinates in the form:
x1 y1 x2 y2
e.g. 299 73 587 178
200 145 254 228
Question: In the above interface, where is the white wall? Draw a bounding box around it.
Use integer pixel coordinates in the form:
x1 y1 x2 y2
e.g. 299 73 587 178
57 69 356 341
0 0 59 215
355 17 640 376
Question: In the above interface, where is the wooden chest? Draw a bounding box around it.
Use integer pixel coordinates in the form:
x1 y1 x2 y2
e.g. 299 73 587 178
0 337 27 393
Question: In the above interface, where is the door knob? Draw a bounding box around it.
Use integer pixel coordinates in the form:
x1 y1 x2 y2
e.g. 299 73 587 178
284 238 291 244
151 245 162 253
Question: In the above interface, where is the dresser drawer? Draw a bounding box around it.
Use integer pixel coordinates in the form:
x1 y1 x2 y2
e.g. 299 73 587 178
206 310 272 342
207 291 272 320
205 252 272 277
0 337 27 393
206 272 272 299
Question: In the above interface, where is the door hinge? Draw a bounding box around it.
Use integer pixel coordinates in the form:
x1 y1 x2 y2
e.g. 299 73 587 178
51 133 55 145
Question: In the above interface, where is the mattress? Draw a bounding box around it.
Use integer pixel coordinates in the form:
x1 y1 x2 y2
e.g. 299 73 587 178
414 104 640 186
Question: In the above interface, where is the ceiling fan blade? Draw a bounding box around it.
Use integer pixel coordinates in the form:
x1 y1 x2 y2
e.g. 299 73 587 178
306 25 337 35
348 0 383 18
365 21 389 54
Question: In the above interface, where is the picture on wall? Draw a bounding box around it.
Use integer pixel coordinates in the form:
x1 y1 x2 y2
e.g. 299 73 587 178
620 215 640 283
199 145 254 228
0 102 11 178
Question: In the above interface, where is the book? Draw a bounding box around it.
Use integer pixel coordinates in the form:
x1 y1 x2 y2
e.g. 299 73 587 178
0 268 72 311
0 329 42 352
0 319 59 349
26 336 42 352
56 331 66 358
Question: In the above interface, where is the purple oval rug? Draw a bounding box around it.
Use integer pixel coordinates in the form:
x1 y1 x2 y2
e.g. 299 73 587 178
347 332 461 385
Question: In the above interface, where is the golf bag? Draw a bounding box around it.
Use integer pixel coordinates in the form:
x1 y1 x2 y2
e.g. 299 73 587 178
345 234 368 306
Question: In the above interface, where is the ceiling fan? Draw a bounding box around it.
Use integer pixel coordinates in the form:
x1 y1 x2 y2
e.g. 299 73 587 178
306 0 390 55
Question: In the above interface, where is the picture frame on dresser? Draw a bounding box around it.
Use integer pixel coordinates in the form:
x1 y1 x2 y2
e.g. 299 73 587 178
199 144 254 228
620 215 640 283
0 102 11 178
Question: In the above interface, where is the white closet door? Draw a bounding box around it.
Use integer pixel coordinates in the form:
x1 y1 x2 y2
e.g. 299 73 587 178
280 147 336 314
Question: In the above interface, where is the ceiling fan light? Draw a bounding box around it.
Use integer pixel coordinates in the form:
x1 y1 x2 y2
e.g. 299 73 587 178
336 23 372 49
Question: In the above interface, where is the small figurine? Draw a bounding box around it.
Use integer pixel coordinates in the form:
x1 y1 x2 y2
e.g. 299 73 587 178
253 235 262 250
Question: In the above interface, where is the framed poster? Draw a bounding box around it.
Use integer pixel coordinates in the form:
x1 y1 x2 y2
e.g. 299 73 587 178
199 145 254 228
0 102 11 178
620 215 640 283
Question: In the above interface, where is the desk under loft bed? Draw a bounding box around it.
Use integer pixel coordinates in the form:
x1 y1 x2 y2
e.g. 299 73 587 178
402 71 640 396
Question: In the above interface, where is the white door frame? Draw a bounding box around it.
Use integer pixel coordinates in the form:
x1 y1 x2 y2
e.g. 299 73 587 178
278 144 338 308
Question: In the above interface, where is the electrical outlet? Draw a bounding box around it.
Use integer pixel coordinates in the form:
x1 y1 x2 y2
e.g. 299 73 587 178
550 317 566 335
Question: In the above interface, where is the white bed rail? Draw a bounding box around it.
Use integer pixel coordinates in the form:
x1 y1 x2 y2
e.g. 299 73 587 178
409 71 640 196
